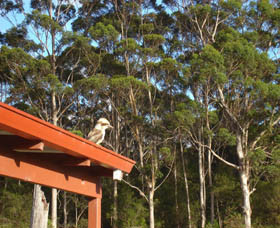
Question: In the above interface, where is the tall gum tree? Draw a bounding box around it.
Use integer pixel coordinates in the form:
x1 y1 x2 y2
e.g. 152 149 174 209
190 29 280 228
168 0 243 225
0 1 83 227
110 2 177 227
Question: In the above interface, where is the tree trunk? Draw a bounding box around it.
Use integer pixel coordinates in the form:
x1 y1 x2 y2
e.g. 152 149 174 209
75 204 78 228
30 184 49 228
63 191 67 228
174 149 180 228
50 0 58 224
208 148 215 224
112 99 120 228
51 92 58 228
216 201 222 228
198 142 206 228
113 180 118 228
204 86 215 224
4 178 7 189
52 188 57 228
180 137 192 228
149 152 156 228
236 133 251 228
240 171 251 228
149 189 155 228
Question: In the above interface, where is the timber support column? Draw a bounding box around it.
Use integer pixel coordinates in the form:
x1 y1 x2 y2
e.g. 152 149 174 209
88 197 101 228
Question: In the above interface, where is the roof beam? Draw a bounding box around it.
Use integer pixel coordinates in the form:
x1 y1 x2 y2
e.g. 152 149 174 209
14 141 44 152
63 158 91 167
0 145 102 198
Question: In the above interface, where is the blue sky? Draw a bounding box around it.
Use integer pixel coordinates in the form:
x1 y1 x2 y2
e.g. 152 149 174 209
0 0 29 33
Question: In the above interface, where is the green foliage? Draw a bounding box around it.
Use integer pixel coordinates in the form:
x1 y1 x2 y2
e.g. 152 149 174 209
26 10 62 32
89 22 119 47
117 185 148 228
76 74 108 92
110 75 148 91
159 147 172 164
220 0 242 11
214 169 239 197
253 180 280 226
42 74 63 92
158 58 181 72
140 23 154 34
1 26 42 52
0 179 33 228
190 45 225 84
116 38 140 54
206 220 220 228
248 149 266 166
77 218 88 228
61 31 91 49
217 128 236 146
70 129 83 137
223 213 245 228
190 4 212 16
174 102 196 128
143 34 165 48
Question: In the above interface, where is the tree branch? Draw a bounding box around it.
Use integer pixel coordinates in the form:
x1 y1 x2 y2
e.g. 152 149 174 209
122 179 148 202
155 155 175 192
185 128 239 170
217 85 244 134
205 144 239 170
250 113 280 150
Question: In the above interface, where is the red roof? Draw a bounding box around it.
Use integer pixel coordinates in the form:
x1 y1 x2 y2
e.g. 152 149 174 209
0 102 135 173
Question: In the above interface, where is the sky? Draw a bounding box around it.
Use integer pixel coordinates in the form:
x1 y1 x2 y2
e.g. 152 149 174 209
0 13 22 34
0 1 30 34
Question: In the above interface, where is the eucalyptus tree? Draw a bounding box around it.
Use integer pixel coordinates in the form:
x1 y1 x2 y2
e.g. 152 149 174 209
100 1 179 227
72 2 138 227
246 0 280 55
0 1 85 227
213 1 280 226
75 19 121 228
167 1 280 227
190 28 279 228
167 0 241 226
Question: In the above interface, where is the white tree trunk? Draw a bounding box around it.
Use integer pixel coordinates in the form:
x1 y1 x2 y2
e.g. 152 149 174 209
149 189 155 228
240 171 251 228
113 180 118 228
180 137 192 228
174 152 180 228
208 149 215 224
198 143 206 228
30 184 49 228
236 134 252 228
51 188 57 228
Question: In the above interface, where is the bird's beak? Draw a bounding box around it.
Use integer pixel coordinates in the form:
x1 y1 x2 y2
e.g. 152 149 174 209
109 125 114 129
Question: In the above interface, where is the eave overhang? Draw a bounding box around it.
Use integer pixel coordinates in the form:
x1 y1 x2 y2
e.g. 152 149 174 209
0 102 135 174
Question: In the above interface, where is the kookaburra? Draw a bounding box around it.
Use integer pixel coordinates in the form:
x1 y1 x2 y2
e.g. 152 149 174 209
87 118 113 145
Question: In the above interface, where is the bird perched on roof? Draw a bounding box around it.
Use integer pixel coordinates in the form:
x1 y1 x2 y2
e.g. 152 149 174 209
87 118 113 145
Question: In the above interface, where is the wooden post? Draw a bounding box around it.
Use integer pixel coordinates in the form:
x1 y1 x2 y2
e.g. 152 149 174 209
88 198 101 228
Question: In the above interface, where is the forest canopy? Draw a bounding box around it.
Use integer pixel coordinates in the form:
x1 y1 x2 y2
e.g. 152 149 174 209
0 0 279 228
